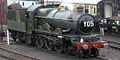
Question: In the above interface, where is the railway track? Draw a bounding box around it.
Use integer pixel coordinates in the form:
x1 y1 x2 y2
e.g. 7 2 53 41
108 41 120 50
0 46 41 60
0 39 110 60
0 45 109 60
97 56 110 60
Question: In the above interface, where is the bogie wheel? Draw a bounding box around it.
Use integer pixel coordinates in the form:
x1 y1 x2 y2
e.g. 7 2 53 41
83 49 91 58
76 49 84 58
91 48 99 57
35 35 45 48
45 38 54 51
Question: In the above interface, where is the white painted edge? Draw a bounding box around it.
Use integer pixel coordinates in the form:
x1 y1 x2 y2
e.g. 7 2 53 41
7 30 10 45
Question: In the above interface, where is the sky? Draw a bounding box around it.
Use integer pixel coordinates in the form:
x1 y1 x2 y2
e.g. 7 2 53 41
7 0 20 6
7 0 102 6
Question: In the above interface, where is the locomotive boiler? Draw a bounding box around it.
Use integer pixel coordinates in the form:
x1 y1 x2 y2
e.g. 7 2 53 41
35 12 95 35
8 3 108 58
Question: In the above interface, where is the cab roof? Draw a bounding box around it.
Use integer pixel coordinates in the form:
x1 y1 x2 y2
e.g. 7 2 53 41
27 4 41 12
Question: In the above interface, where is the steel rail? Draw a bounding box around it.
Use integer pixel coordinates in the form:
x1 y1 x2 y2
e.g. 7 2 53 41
0 46 41 60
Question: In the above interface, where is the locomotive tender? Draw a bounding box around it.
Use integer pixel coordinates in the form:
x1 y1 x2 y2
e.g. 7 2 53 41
8 3 108 57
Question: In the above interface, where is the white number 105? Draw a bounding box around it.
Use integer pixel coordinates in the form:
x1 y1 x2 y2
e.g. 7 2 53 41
83 21 94 27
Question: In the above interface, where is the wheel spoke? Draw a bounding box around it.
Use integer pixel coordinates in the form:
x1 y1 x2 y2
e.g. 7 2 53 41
75 49 84 58
54 45 62 53
26 34 32 44
45 39 53 51
35 36 44 48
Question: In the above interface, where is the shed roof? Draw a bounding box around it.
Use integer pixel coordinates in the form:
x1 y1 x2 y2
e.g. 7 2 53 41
53 0 101 4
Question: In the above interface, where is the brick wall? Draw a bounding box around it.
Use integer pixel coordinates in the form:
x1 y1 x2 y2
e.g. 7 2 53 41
0 0 8 25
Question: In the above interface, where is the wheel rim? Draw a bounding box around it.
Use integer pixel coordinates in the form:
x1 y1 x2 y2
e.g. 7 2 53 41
26 38 31 44
11 32 17 41
54 45 62 53
36 36 44 48
26 34 31 44
91 48 99 57
76 50 84 58
11 34 17 41
83 49 91 58
45 39 53 51
64 46 72 55
18 33 25 43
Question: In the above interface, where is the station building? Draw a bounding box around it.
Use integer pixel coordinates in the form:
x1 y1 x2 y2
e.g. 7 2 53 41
0 0 8 25
39 0 101 16
97 0 120 18
8 0 39 8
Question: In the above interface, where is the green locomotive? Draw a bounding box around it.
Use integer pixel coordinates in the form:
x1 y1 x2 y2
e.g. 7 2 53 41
8 3 57 43
8 3 108 57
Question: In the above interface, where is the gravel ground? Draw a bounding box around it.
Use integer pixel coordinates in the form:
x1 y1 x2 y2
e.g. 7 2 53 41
1 31 120 60
0 55 11 60
99 35 120 60
103 35 120 43
0 44 103 60
100 47 120 60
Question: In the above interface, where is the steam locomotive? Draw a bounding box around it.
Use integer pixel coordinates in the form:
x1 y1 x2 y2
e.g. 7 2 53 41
8 3 108 57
